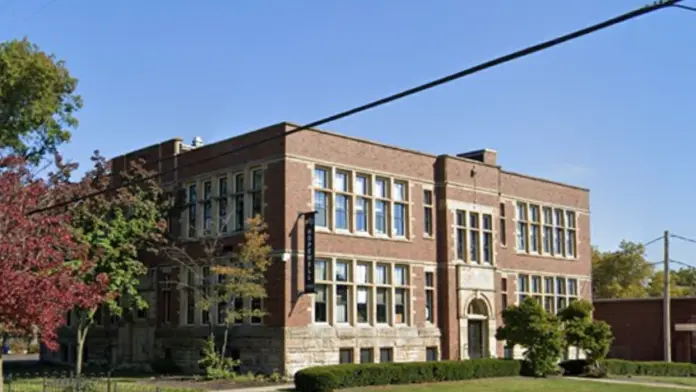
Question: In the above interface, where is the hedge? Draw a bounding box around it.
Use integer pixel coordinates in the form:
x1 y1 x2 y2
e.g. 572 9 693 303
560 359 696 377
294 358 521 392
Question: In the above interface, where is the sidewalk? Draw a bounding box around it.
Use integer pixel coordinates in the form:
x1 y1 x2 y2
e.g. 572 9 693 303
568 376 696 390
214 383 295 392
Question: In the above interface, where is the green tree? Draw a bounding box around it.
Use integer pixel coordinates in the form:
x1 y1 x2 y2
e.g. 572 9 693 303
165 215 272 379
0 39 82 164
557 299 613 368
496 298 564 377
57 152 168 376
647 270 692 298
592 241 652 299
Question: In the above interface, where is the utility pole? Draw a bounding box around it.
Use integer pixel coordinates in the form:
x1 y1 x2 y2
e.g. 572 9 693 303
664 230 671 362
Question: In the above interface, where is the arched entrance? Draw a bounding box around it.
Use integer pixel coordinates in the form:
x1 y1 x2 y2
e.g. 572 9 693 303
467 299 488 359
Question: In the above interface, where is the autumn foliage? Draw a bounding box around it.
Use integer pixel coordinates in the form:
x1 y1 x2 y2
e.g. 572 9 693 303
0 156 107 350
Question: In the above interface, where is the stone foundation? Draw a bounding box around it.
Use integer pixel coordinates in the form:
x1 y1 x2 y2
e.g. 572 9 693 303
284 325 441 376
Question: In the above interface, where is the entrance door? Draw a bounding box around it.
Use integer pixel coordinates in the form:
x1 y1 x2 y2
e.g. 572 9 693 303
468 320 484 359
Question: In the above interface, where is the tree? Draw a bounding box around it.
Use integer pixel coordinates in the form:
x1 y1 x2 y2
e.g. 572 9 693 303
0 156 106 392
0 39 82 164
647 270 692 298
56 152 168 376
496 297 564 377
592 241 652 299
557 299 613 368
164 215 272 379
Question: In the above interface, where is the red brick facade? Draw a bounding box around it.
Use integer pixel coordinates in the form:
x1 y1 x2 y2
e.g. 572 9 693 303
49 122 591 375
594 298 696 363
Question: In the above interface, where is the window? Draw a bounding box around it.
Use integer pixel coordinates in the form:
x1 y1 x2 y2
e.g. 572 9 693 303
504 345 513 359
424 190 433 236
456 210 494 264
218 177 228 233
516 202 528 251
335 171 350 230
542 207 553 254
314 168 330 228
425 272 435 323
250 298 262 324
375 178 389 234
380 348 393 363
314 259 329 323
360 348 374 363
356 175 370 232
339 348 354 364
515 201 578 259
357 263 370 323
201 266 211 324
566 211 577 258
499 202 507 246
517 274 579 313
426 347 438 362
203 180 213 234
456 211 466 260
162 273 172 323
185 269 195 325
250 169 264 217
501 278 508 310
233 173 245 231
233 297 244 325
217 274 227 325
529 204 540 253
187 184 197 238
393 182 407 237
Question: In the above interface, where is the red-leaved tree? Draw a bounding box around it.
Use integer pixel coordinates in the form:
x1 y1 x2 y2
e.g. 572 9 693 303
0 156 108 390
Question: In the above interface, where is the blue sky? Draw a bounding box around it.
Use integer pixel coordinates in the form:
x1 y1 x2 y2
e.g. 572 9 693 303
2 0 695 266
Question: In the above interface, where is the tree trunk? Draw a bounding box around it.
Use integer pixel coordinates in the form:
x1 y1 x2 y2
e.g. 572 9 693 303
220 327 229 359
0 337 5 392
76 325 89 377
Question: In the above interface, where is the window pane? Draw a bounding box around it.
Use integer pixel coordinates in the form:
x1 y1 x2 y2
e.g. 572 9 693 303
516 222 527 251
376 287 388 323
425 272 434 287
483 232 493 263
554 209 564 226
314 285 327 322
566 211 576 228
568 279 578 296
314 168 327 188
483 214 492 230
356 175 368 195
516 202 527 220
457 228 465 260
518 275 529 292
532 276 541 293
339 349 353 364
360 348 373 363
543 207 552 224
375 201 387 233
530 224 540 253
335 171 348 192
393 203 405 236
336 285 349 323
394 266 407 286
395 288 407 324
545 277 554 294
356 198 369 232
393 182 405 201
335 194 348 229
252 170 263 190
470 230 480 262
529 205 540 222
376 264 388 284
218 177 228 196
543 227 553 253
380 348 393 363
356 263 369 284
357 287 369 323
315 260 328 281
544 296 554 313
335 262 349 282
426 290 434 323
235 173 245 192
567 230 576 257
314 191 328 227
557 278 567 295
469 212 479 228
555 228 565 255
375 179 387 198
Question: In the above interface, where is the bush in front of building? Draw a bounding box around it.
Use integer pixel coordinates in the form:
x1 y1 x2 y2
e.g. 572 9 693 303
294 358 521 392
560 359 696 377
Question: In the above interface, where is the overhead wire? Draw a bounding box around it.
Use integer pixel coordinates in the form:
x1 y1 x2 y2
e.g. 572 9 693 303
27 0 684 216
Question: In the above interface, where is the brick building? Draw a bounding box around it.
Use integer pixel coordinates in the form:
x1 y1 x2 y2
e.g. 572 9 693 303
43 122 592 375
594 297 696 363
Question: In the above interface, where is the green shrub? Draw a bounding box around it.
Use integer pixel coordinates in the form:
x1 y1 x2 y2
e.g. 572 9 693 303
294 358 521 392
559 359 590 376
601 359 695 377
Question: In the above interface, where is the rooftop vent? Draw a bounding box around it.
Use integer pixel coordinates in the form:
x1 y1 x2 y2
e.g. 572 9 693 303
192 136 204 148
457 149 497 165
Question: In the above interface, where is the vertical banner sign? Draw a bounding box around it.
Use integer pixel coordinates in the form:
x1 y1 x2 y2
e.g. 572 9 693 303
304 211 317 294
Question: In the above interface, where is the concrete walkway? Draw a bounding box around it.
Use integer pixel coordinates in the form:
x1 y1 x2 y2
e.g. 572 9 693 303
214 383 295 392
568 376 696 390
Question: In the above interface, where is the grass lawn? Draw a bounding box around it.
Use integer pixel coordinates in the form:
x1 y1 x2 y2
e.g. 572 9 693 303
341 377 690 391
3 377 200 392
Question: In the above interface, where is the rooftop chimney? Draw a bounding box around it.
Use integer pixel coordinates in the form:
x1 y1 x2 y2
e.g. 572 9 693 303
457 149 497 166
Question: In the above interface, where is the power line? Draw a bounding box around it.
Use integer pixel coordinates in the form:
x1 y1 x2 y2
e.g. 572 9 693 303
27 0 683 216
671 233 696 245
644 236 664 247
673 3 696 12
